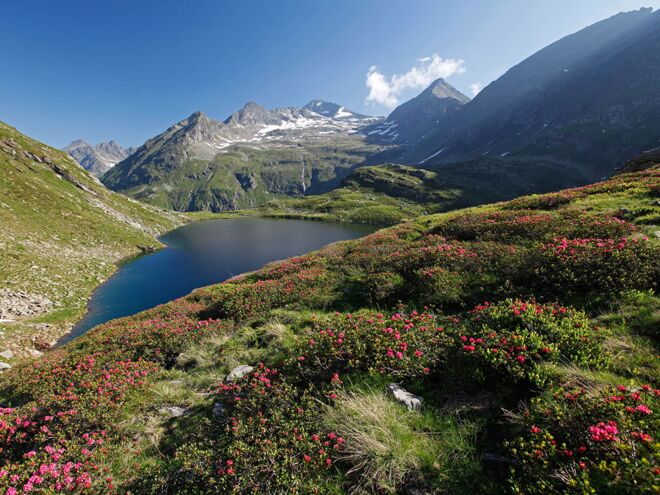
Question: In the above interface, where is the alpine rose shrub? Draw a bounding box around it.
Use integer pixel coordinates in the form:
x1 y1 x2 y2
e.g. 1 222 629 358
362 271 405 305
168 365 341 494
211 265 336 321
0 357 157 494
433 210 636 253
509 384 659 494
456 300 608 385
291 310 451 381
535 237 659 296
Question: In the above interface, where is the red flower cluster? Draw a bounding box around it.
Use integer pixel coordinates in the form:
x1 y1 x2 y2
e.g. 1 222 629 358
542 237 638 258
589 421 620 442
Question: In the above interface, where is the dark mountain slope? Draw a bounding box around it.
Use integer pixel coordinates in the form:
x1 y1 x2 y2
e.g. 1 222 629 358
365 78 469 147
406 8 660 179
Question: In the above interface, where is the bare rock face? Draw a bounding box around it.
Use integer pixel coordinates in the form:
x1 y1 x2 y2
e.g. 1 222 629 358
226 365 254 383
388 383 422 411
0 289 55 320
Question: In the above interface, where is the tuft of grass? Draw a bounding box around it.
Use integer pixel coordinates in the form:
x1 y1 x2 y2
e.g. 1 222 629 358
175 333 230 370
539 362 625 391
324 385 480 494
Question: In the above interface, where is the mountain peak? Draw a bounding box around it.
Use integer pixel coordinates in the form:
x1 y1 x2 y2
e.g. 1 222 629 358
224 101 272 127
63 138 133 178
424 78 470 103
187 111 208 122
302 100 373 120
241 101 262 110
303 100 342 116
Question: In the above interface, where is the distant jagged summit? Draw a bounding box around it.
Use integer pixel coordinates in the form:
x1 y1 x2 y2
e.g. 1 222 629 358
63 139 135 177
224 102 275 127
303 100 372 120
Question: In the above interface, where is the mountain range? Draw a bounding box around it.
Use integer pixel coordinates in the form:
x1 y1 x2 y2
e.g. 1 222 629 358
88 7 660 213
101 100 390 210
63 140 136 177
100 81 471 212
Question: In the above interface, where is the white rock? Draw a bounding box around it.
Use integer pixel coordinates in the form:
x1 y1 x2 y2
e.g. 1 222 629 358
388 383 422 411
0 362 11 371
158 406 186 417
226 365 254 383
0 350 13 360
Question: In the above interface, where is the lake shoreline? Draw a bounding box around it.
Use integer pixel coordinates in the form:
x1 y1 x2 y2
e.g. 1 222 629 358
56 217 378 346
1 212 382 362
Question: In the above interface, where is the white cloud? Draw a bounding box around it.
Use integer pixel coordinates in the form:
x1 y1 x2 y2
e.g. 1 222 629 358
366 54 466 108
470 82 482 97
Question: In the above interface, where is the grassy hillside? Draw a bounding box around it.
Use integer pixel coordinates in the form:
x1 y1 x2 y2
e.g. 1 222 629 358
0 122 183 358
0 167 658 494
253 161 589 225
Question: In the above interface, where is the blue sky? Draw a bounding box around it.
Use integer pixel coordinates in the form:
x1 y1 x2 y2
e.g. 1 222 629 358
1 0 658 148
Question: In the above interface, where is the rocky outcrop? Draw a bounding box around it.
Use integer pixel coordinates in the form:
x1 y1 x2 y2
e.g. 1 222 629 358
158 406 187 417
0 289 55 320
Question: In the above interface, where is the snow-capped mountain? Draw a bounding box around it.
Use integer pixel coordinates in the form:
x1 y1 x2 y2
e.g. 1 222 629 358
216 100 381 151
105 100 382 173
101 100 387 211
303 100 374 121
63 140 136 177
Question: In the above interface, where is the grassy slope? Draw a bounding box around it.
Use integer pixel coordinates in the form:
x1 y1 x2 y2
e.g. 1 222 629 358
0 168 658 494
248 160 592 226
0 122 183 357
